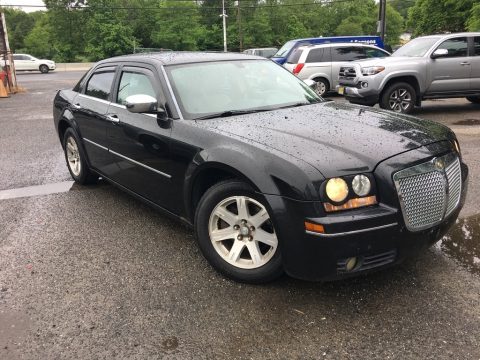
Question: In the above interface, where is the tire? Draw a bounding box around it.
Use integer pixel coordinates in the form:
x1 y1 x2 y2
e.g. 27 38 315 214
194 180 283 283
466 96 480 104
62 127 98 185
380 82 416 114
39 65 49 74
312 78 329 97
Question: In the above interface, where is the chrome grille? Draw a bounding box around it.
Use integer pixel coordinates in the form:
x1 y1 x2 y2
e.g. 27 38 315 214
339 66 357 81
393 153 461 232
445 157 462 216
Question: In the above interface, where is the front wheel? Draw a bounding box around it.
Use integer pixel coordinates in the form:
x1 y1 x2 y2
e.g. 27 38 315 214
39 65 49 73
466 96 480 104
194 180 283 283
380 82 416 114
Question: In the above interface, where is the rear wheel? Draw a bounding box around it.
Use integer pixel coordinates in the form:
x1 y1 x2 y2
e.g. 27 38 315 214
39 65 49 73
63 128 98 185
380 82 416 114
466 96 480 104
312 78 329 97
194 180 283 283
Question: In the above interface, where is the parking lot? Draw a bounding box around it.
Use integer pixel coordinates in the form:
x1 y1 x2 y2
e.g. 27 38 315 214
0 71 479 359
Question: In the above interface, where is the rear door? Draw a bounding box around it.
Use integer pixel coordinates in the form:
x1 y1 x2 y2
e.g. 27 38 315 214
74 66 117 173
426 37 470 94
471 36 480 91
302 47 331 81
104 64 173 209
13 55 28 70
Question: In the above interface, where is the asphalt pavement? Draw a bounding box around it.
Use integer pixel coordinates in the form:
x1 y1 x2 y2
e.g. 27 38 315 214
0 71 479 359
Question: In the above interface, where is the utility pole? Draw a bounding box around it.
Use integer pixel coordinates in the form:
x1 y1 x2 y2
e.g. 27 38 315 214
0 11 17 93
220 0 228 52
377 0 387 43
237 0 243 52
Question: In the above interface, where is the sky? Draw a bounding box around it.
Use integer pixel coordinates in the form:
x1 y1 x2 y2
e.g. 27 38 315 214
0 0 46 13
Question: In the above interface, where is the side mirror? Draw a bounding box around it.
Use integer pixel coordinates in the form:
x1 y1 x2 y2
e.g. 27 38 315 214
303 79 316 89
431 48 449 59
125 94 158 113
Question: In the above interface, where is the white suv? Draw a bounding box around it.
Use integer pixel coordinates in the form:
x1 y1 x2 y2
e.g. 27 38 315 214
10 54 56 73
284 43 390 96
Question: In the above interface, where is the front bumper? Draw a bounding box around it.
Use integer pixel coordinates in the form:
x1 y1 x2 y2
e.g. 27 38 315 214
49 64 56 70
267 144 469 281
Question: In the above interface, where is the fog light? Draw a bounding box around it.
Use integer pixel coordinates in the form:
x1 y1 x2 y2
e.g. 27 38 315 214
361 81 368 88
345 257 357 271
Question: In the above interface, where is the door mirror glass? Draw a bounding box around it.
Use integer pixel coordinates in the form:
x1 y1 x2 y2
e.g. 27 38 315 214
125 94 158 113
431 48 449 59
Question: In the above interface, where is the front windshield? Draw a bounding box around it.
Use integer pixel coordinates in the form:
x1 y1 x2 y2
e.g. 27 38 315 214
166 59 320 120
273 41 296 58
392 37 441 57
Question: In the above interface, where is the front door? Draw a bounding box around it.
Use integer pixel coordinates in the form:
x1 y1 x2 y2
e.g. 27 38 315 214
104 65 173 210
426 37 471 94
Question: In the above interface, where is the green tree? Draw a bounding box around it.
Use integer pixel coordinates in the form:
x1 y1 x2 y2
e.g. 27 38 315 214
2 8 37 51
467 3 480 31
23 13 55 58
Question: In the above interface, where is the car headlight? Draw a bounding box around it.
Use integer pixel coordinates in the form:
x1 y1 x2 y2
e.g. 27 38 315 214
361 66 385 76
325 178 349 203
352 174 371 196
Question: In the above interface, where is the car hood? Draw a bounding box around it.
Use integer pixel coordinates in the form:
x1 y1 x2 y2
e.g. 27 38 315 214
351 56 425 67
193 102 453 178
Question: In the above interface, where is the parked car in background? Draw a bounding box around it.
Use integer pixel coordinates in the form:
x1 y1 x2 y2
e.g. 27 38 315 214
284 43 390 96
53 52 467 284
337 32 480 114
272 36 385 65
8 54 56 73
242 48 278 58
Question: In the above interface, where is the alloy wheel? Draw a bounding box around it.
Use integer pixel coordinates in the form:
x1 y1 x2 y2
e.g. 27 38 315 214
66 136 82 176
208 196 278 269
314 81 326 96
388 88 413 113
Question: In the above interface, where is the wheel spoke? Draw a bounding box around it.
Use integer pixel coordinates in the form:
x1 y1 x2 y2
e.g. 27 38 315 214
214 206 238 226
67 143 75 153
228 240 245 262
249 208 269 228
210 227 236 242
246 241 262 265
236 197 249 220
255 229 277 247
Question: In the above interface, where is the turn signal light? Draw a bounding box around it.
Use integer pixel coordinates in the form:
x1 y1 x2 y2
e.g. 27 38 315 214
324 195 377 212
305 221 325 234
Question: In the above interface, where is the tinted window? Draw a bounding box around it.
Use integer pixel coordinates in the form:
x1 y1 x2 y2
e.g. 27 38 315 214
365 48 389 58
332 47 366 62
306 48 326 63
13 55 22 60
436 37 468 57
85 71 115 100
475 37 480 56
286 48 303 64
116 71 156 105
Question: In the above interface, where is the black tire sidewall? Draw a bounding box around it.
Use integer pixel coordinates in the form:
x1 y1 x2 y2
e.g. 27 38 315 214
194 180 283 283
380 82 416 114
62 127 95 185
466 96 480 104
39 65 49 73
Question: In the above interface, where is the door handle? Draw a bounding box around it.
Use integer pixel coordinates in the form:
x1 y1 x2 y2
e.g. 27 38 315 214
460 62 470 66
106 114 120 123
72 103 81 110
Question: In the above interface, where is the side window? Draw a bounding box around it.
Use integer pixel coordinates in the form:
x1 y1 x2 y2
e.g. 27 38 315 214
365 48 389 58
13 55 21 60
305 48 325 63
332 47 366 62
116 71 156 105
85 71 115 101
436 37 468 58
474 37 480 56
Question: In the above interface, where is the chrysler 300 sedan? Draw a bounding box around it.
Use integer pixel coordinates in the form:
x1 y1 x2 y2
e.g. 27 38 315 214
53 52 468 283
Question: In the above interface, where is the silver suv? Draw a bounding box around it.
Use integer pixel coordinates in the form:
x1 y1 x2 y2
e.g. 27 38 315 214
284 43 390 96
337 32 480 114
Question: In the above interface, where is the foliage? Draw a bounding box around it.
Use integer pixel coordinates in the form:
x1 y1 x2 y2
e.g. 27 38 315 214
467 4 480 31
2 0 408 61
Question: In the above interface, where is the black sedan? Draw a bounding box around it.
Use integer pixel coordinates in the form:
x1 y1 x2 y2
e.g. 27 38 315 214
53 52 468 283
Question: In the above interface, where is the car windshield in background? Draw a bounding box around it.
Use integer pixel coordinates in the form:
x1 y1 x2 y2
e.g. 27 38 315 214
273 41 296 57
392 37 441 57
166 60 321 120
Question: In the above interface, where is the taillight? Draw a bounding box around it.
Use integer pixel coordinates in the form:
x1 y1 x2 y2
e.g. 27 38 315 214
293 63 304 75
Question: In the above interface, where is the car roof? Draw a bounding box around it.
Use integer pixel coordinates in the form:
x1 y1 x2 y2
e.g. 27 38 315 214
97 52 265 66
296 43 384 51
418 32 480 39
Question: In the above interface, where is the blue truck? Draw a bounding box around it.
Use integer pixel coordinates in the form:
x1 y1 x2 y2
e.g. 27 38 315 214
272 36 385 65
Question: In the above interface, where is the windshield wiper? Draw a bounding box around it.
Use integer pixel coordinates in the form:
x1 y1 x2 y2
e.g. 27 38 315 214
194 109 270 120
277 102 313 109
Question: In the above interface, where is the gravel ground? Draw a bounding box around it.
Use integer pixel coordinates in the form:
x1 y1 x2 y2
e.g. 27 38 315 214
0 72 479 359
